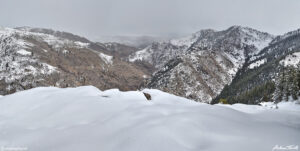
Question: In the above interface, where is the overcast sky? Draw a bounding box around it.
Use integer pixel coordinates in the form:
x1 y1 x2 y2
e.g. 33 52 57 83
1 0 300 39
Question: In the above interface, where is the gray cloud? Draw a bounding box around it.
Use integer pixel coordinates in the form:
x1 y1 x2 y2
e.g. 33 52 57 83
1 0 300 39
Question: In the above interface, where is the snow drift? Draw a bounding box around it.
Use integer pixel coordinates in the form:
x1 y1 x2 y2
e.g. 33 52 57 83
0 86 299 151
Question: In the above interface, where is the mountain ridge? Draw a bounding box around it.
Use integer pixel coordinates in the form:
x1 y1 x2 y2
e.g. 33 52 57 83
137 26 275 103
1 25 300 104
0 27 150 95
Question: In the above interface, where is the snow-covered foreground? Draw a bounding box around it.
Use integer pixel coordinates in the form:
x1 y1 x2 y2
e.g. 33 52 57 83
0 86 299 151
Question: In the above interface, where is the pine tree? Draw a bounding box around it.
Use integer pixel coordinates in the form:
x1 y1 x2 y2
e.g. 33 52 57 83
286 66 298 100
284 67 294 101
275 64 300 101
262 92 269 102
274 67 285 103
291 74 299 100
297 62 300 96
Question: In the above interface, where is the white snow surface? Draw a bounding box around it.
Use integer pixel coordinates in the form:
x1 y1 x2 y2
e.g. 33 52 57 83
249 59 267 69
0 86 299 151
74 41 90 48
0 27 90 51
128 46 153 62
169 31 202 47
280 52 300 67
99 53 113 64
240 27 273 55
16 49 32 56
128 32 200 66
219 101 300 113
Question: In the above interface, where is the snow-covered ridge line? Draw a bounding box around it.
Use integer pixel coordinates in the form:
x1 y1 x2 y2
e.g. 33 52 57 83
129 26 274 67
135 26 275 103
0 86 299 151
271 28 300 45
0 27 90 51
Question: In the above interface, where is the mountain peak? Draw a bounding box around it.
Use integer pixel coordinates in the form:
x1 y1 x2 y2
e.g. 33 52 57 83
226 25 271 36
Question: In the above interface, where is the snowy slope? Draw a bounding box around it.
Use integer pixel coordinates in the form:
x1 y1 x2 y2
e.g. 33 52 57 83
144 26 274 103
147 51 236 103
0 27 58 86
128 31 204 69
0 86 299 151
215 27 300 104
248 58 267 69
129 42 189 69
280 52 300 67
0 27 150 95
129 26 273 70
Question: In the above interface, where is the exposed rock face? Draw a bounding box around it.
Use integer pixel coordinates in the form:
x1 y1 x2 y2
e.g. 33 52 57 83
147 51 236 102
132 26 274 103
143 92 151 100
0 27 149 95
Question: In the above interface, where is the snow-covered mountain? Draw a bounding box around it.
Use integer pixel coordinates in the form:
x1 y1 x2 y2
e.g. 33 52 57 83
130 26 273 69
0 27 149 95
136 26 274 103
214 28 300 104
1 25 299 104
129 31 204 69
0 86 299 151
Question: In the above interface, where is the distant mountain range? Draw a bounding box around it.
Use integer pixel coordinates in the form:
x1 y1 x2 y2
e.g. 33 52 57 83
95 35 173 49
1 26 300 103
0 27 151 95
129 26 300 103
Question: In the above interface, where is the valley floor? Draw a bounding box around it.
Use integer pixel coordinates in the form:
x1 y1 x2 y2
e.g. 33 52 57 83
0 86 299 151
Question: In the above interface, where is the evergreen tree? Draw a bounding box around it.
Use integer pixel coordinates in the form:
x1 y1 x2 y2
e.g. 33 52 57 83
297 62 300 96
284 67 291 101
274 67 285 103
291 74 299 100
288 66 299 100
274 64 300 102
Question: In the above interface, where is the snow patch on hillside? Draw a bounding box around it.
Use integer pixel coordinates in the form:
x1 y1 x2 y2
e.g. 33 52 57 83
241 28 273 55
169 32 201 47
40 63 57 74
129 46 153 62
62 49 69 54
0 86 299 151
74 41 90 48
99 53 113 64
280 52 300 67
17 49 32 56
249 59 267 69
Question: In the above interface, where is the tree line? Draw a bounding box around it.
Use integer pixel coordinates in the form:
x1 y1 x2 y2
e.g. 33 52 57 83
217 62 300 104
273 63 300 102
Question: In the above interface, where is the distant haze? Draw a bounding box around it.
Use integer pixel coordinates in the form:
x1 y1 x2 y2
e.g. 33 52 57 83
1 0 300 40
